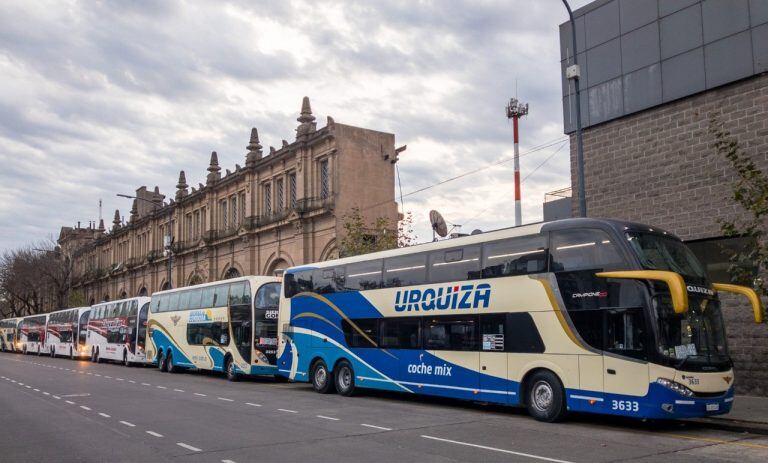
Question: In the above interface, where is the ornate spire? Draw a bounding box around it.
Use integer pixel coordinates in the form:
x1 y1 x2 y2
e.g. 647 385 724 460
206 151 221 185
112 209 121 230
246 127 262 167
98 218 105 231
130 199 138 222
296 96 317 139
176 170 189 201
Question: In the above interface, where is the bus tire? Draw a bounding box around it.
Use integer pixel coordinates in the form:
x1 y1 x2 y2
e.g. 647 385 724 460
123 351 131 367
225 356 239 382
90 349 97 363
310 359 333 394
70 348 75 360
95 350 103 364
157 351 167 372
166 352 177 373
334 360 356 397
525 370 567 423
51 347 56 358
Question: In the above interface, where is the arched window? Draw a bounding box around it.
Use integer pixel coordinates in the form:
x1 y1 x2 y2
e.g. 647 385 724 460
160 281 170 291
119 291 127 299
267 259 289 277
103 295 110 302
188 274 204 286
224 267 241 279
138 287 148 297
89 297 95 306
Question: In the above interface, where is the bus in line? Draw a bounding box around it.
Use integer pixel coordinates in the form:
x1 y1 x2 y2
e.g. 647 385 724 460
19 314 48 355
44 307 91 359
88 297 150 366
0 318 20 353
147 276 281 380
276 218 763 422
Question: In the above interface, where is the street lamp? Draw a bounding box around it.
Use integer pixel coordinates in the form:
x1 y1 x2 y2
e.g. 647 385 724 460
561 0 587 218
116 193 172 289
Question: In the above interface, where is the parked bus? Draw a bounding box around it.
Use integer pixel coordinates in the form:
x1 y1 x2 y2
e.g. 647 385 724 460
88 297 150 366
0 318 20 352
147 276 281 381
45 307 91 359
19 314 48 355
276 218 763 422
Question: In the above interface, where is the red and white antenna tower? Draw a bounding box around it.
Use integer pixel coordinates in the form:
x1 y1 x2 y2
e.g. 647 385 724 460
506 97 529 227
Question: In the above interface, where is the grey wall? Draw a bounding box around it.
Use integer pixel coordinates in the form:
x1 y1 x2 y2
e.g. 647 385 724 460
560 0 768 133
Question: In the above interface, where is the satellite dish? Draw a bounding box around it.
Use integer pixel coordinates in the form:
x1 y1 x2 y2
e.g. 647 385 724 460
471 229 483 235
429 210 448 240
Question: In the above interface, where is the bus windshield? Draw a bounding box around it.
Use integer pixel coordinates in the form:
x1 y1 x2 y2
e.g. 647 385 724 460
625 232 708 283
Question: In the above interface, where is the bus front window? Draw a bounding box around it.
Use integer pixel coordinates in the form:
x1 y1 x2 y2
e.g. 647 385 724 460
626 232 707 284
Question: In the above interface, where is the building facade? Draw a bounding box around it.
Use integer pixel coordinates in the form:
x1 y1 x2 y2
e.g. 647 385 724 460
560 0 768 395
59 97 400 304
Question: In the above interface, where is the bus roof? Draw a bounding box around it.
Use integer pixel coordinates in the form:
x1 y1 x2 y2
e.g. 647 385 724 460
151 275 280 297
48 306 90 315
92 296 151 308
285 217 674 272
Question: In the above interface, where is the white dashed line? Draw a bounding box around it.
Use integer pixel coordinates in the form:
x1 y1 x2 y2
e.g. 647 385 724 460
99 413 111 418
173 389 185 392
317 415 340 421
119 421 136 427
104 376 112 379
25 385 31 389
156 386 167 389
146 431 163 438
94 374 101 377
194 393 207 397
222 460 237 463
53 395 61 400
245 402 261 407
141 383 151 386
217 397 234 402
80 406 91 411
43 392 50 395
128 380 136 383
65 400 75 405
176 443 202 452
33 388 39 392
277 409 298 413
420 435 574 463
361 424 392 431
116 378 124 381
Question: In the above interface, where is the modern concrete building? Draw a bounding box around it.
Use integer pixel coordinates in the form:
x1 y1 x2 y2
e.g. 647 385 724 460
59 97 400 304
560 0 768 395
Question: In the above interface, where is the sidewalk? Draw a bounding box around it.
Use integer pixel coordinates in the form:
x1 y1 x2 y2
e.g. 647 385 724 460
689 395 768 434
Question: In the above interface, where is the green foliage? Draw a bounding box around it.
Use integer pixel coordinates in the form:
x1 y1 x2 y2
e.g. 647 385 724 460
338 207 417 258
68 290 86 308
709 114 768 308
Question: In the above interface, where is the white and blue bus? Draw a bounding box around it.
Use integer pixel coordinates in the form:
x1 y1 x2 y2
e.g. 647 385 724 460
147 276 281 380
277 218 763 422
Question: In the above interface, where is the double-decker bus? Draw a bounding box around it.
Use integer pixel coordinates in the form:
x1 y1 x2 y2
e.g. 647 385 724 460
19 314 48 355
147 276 281 381
45 307 91 359
0 318 20 352
277 218 763 422
88 297 150 365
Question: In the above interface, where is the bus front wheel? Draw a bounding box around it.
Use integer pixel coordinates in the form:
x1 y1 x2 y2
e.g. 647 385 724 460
311 359 333 394
334 360 356 397
525 370 567 423
225 357 239 382
157 351 167 372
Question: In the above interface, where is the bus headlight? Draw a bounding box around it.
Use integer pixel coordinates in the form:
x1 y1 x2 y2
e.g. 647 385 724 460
657 378 695 397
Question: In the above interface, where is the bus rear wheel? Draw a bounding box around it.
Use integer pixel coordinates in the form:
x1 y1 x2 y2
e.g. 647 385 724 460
311 359 333 394
225 357 239 382
50 347 56 358
525 370 567 423
166 352 177 373
157 351 167 372
334 360 356 397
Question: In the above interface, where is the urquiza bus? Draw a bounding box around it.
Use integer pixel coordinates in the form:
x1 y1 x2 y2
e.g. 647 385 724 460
45 307 91 359
19 314 48 355
277 218 763 422
0 318 20 352
147 276 281 380
88 297 150 365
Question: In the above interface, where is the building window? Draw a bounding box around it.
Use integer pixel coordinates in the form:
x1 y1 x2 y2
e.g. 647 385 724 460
239 192 246 224
264 183 272 216
231 195 238 227
186 213 193 240
687 236 759 284
289 173 297 209
220 199 228 230
320 160 329 199
194 210 201 239
276 178 284 211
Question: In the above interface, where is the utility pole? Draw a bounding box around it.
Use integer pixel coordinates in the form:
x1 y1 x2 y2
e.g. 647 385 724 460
506 97 528 227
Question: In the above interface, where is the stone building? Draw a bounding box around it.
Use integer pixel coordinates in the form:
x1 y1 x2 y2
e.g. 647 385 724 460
59 97 400 304
560 0 768 394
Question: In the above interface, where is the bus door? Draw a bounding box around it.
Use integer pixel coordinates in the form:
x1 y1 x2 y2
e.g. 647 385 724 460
229 282 253 364
253 282 280 365
479 314 510 403
135 303 149 353
77 311 89 349
602 307 650 399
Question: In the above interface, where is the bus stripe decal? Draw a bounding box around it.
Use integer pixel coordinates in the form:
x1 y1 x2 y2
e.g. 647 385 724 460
357 376 517 395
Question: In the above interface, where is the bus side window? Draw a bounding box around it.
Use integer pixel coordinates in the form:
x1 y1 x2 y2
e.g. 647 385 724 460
213 285 229 307
604 308 647 360
313 267 345 294
424 316 478 351
384 254 427 288
429 246 481 284
229 282 251 306
188 289 203 310
151 297 161 313
505 313 545 353
341 319 378 348
158 295 169 313
379 318 421 349
482 236 547 278
201 287 215 308
549 229 625 272
344 260 383 291
178 291 191 311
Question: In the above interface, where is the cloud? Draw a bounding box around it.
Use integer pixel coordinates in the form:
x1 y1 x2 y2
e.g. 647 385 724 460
0 0 592 250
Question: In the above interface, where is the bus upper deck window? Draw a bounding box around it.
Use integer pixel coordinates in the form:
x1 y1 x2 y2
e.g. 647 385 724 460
550 229 625 272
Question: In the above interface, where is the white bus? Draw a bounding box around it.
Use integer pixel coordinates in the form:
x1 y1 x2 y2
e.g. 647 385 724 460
44 307 91 359
19 314 48 355
0 318 20 353
277 218 763 422
88 297 151 366
148 276 281 380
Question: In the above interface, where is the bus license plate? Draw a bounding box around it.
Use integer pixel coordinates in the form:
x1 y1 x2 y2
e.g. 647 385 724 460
706 403 719 411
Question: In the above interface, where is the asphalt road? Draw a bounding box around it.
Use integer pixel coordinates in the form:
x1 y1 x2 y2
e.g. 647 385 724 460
1 353 767 463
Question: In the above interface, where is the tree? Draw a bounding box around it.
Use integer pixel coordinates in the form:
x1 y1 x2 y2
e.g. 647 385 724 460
338 208 417 258
709 114 768 307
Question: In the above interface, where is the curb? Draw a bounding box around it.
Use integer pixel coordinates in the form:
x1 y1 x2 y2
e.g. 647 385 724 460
685 417 768 436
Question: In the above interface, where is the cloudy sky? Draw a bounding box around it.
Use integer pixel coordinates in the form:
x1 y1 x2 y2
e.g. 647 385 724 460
0 0 591 250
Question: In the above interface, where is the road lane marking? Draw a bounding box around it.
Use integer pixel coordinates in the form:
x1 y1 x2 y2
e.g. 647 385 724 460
43 392 49 395
157 386 167 389
80 406 91 411
33 388 39 392
245 402 261 407
222 460 237 463
119 421 136 427
277 409 298 413
53 396 61 400
176 443 201 452
104 376 112 379
129 380 136 383
141 383 151 386
116 378 124 381
146 431 163 438
361 424 392 431
421 435 574 463
99 413 110 418
65 401 75 405
194 393 207 397
217 397 234 402
25 385 32 389
660 433 768 450
317 415 340 421
173 389 185 392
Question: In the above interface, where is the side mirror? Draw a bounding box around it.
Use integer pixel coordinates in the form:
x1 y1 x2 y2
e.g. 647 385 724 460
596 270 689 314
712 283 764 324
